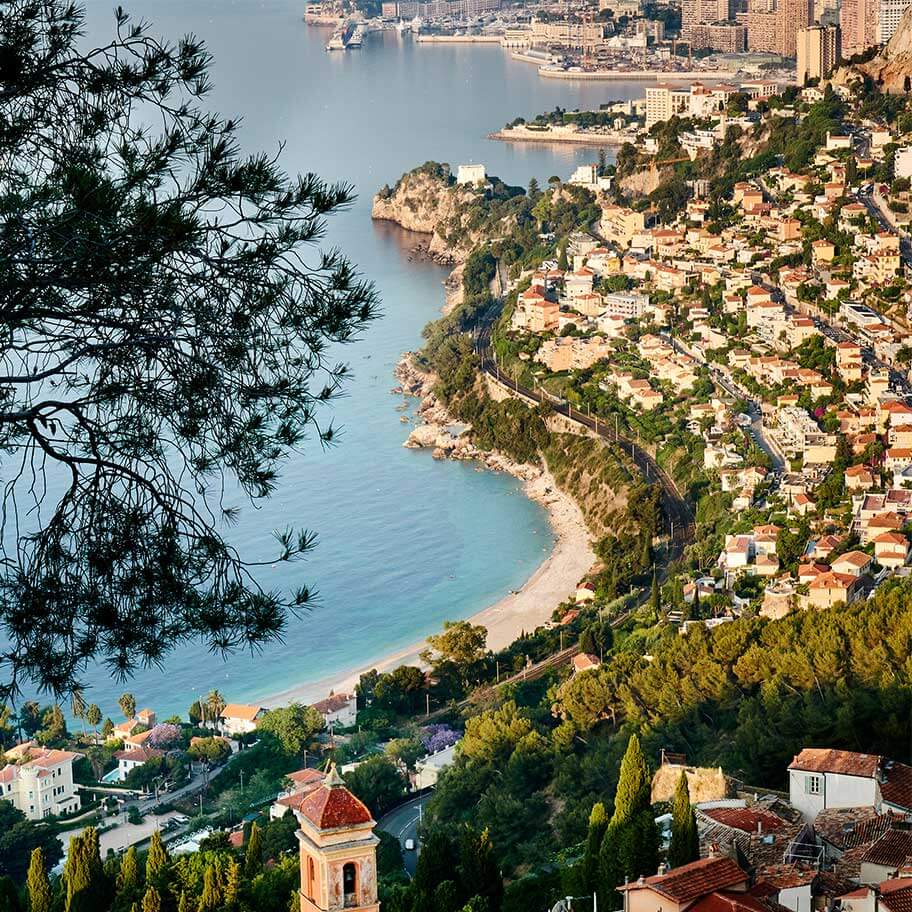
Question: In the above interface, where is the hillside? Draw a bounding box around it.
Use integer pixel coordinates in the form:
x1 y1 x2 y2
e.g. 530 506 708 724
372 162 528 264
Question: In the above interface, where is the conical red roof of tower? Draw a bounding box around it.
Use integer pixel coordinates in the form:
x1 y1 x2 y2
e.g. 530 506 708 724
299 765 373 830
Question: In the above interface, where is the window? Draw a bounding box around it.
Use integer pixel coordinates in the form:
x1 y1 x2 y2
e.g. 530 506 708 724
343 863 357 908
805 774 823 795
307 858 315 900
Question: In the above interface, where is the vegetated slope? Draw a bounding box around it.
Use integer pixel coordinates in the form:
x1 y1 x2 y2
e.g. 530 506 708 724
543 434 633 540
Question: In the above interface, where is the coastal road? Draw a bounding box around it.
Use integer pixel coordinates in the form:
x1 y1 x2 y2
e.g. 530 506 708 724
378 794 432 877
475 326 695 560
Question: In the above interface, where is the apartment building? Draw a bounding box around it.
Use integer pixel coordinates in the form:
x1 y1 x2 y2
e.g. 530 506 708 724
796 24 841 84
840 0 877 55
599 205 647 246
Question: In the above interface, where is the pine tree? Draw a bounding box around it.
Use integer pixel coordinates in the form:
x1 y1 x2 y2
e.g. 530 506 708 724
141 888 160 912
668 771 700 869
244 823 263 878
583 802 609 892
118 847 140 893
145 831 168 883
27 849 52 912
198 868 221 912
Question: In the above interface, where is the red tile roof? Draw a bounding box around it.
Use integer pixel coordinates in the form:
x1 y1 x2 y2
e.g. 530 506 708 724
298 769 372 830
619 856 748 903
789 749 880 778
690 891 773 912
756 865 818 890
882 763 912 811
880 881 912 912
861 828 912 867
701 807 788 834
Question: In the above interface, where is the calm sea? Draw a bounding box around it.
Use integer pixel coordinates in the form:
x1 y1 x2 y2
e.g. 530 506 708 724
35 0 645 719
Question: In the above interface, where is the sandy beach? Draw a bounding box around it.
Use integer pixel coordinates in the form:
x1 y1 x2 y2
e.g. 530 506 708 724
259 464 594 708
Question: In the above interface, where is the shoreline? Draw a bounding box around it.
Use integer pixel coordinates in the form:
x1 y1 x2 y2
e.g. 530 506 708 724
259 354 595 709
259 462 594 708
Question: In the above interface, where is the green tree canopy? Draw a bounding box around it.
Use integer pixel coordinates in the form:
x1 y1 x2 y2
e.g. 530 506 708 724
257 704 324 758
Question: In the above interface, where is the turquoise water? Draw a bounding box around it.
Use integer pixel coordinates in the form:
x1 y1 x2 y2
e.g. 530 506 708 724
35 1 644 719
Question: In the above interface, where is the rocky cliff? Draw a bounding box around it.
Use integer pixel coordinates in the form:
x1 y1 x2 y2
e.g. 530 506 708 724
371 164 480 263
837 4 912 92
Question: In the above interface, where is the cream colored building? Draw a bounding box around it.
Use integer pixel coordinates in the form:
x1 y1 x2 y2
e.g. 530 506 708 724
0 742 82 820
796 24 840 85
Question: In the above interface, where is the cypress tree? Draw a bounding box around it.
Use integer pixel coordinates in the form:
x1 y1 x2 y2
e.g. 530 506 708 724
141 888 160 912
118 848 141 893
244 823 263 878
583 803 609 892
177 893 190 912
457 827 502 912
224 860 240 910
611 734 650 827
668 771 700 869
198 868 220 912
598 735 659 907
65 828 105 912
650 571 660 615
27 849 52 912
145 832 168 883
0 876 21 912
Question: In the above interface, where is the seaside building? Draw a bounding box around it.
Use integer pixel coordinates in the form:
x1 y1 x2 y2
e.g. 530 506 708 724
688 22 748 50
218 703 266 737
456 163 487 186
296 766 380 912
382 0 500 18
0 741 82 820
529 18 608 51
797 24 841 84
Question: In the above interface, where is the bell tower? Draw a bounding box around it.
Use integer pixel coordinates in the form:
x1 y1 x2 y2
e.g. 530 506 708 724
295 766 380 912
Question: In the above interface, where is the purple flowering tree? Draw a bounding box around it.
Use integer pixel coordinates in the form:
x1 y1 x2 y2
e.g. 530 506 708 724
148 722 182 749
420 724 460 754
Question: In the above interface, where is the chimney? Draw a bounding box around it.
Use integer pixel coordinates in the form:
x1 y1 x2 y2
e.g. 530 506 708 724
757 821 763 836
708 843 719 858
658 862 669 876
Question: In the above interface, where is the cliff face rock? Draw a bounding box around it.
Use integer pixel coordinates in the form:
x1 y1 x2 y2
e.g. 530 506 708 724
371 164 481 263
840 5 912 92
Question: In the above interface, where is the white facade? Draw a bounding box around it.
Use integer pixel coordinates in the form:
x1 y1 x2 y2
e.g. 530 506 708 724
0 745 81 820
788 767 879 822
456 164 487 186
878 0 912 43
312 692 357 729
895 147 912 180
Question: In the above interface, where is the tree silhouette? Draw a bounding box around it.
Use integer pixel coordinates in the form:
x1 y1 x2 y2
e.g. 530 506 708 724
0 0 378 701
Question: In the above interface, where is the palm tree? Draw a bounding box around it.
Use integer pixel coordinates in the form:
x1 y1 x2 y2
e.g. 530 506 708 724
86 704 102 743
118 692 136 722
206 691 226 730
71 689 87 739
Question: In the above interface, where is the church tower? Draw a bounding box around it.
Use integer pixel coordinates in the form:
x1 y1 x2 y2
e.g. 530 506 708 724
295 766 380 912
